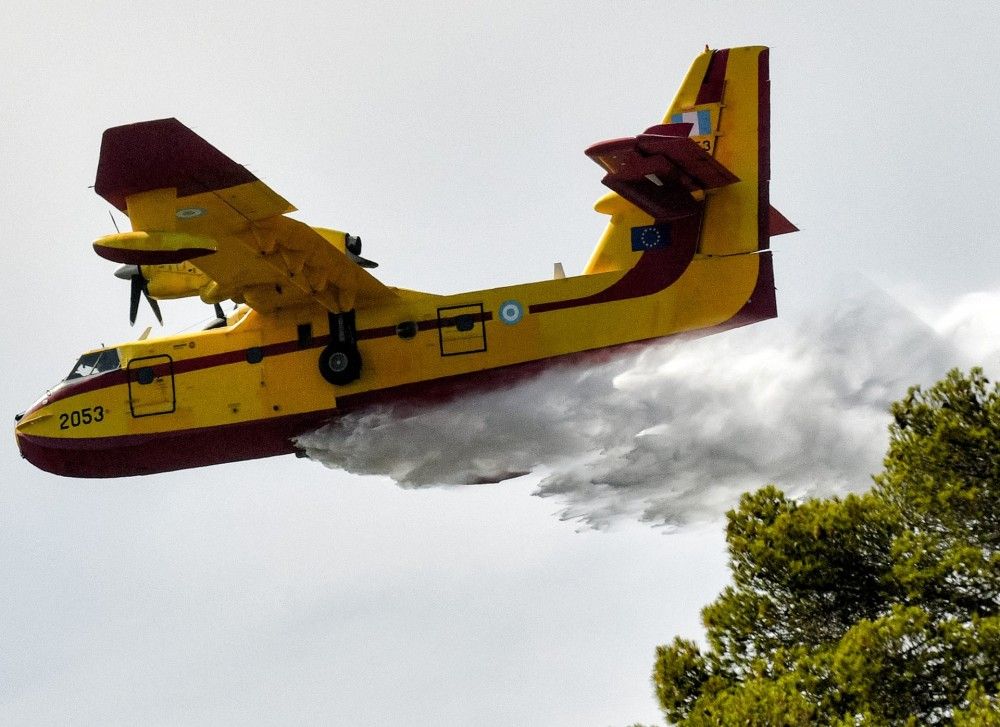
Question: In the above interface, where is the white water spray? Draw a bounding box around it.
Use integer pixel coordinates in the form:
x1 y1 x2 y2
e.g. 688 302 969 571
297 291 999 527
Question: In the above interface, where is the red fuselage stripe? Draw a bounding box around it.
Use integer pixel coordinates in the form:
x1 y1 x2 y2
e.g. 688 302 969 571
41 312 493 405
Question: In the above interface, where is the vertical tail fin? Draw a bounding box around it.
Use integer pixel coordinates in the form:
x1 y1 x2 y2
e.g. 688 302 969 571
583 46 790 276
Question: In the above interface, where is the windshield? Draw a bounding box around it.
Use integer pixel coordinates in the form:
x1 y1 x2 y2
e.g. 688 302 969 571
66 348 121 380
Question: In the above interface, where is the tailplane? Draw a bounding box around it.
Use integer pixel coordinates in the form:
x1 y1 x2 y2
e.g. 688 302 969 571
583 46 795 276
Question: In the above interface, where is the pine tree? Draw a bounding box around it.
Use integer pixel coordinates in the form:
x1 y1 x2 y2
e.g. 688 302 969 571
653 369 1000 725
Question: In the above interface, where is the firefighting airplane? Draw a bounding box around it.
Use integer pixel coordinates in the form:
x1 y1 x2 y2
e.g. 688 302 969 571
15 45 795 478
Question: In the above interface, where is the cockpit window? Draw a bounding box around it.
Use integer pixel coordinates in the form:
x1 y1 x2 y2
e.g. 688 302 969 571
66 348 121 380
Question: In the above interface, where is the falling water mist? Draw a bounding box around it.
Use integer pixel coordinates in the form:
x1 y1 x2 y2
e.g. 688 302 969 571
296 291 999 528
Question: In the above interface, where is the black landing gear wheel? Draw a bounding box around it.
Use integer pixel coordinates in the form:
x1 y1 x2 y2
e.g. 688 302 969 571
319 343 361 386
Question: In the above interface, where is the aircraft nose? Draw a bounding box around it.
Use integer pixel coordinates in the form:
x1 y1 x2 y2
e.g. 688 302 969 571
15 398 145 478
15 422 89 478
14 399 75 476
15 409 49 467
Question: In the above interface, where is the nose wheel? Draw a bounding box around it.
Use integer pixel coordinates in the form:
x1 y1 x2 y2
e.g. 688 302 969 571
319 310 362 386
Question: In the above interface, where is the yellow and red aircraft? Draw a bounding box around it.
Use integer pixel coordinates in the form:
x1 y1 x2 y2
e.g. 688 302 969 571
16 45 795 478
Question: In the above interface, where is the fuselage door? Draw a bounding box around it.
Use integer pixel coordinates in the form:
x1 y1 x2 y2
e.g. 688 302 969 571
127 354 176 417
438 304 487 356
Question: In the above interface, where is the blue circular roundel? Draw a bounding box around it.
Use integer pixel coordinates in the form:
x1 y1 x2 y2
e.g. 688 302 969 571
498 300 523 325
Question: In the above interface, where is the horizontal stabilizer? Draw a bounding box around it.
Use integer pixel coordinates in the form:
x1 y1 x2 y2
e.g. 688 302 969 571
768 206 798 237
586 125 739 221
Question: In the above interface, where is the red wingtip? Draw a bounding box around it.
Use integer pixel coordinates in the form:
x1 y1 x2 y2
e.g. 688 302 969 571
94 118 258 211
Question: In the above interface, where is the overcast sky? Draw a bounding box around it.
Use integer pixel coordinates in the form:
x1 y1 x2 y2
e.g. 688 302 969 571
3 2 1000 725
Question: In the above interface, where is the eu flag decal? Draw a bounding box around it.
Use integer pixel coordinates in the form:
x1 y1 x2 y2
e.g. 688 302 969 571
631 224 671 252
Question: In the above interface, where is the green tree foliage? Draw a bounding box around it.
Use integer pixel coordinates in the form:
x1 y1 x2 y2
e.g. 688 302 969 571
653 369 1000 725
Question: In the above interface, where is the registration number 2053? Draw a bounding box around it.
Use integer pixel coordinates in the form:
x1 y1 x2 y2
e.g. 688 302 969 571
59 406 105 430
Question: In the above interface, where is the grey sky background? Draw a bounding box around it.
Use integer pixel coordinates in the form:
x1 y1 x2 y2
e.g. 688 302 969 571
2 2 1000 725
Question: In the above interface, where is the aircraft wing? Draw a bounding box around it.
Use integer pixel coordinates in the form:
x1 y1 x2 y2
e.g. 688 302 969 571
92 118 397 313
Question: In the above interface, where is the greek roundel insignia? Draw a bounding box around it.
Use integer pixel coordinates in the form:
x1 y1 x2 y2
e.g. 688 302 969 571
498 300 523 325
175 206 207 219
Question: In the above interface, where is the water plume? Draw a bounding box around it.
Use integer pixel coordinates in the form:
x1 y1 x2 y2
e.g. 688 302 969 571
297 291 988 527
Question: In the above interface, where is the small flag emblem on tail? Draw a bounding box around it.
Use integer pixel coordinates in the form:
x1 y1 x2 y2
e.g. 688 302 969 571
670 109 712 136
631 224 671 251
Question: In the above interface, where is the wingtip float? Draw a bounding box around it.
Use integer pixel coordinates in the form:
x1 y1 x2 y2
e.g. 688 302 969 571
16 45 795 478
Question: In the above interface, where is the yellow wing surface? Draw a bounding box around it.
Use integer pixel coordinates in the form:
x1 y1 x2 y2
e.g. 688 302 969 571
92 119 397 313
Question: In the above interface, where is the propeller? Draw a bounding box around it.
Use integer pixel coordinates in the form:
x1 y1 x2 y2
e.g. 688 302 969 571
114 264 163 326
345 234 378 269
349 252 378 269
204 302 228 330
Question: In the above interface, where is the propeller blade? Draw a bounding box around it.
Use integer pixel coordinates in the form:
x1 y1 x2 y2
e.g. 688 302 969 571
140 277 163 325
123 265 163 326
348 252 378 269
129 275 142 326
345 234 378 268
203 301 229 331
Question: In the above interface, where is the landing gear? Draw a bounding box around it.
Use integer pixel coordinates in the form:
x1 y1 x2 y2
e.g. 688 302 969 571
319 310 362 386
319 343 361 385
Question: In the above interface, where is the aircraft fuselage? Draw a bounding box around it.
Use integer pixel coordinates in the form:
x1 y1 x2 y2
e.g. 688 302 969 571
16 248 771 477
